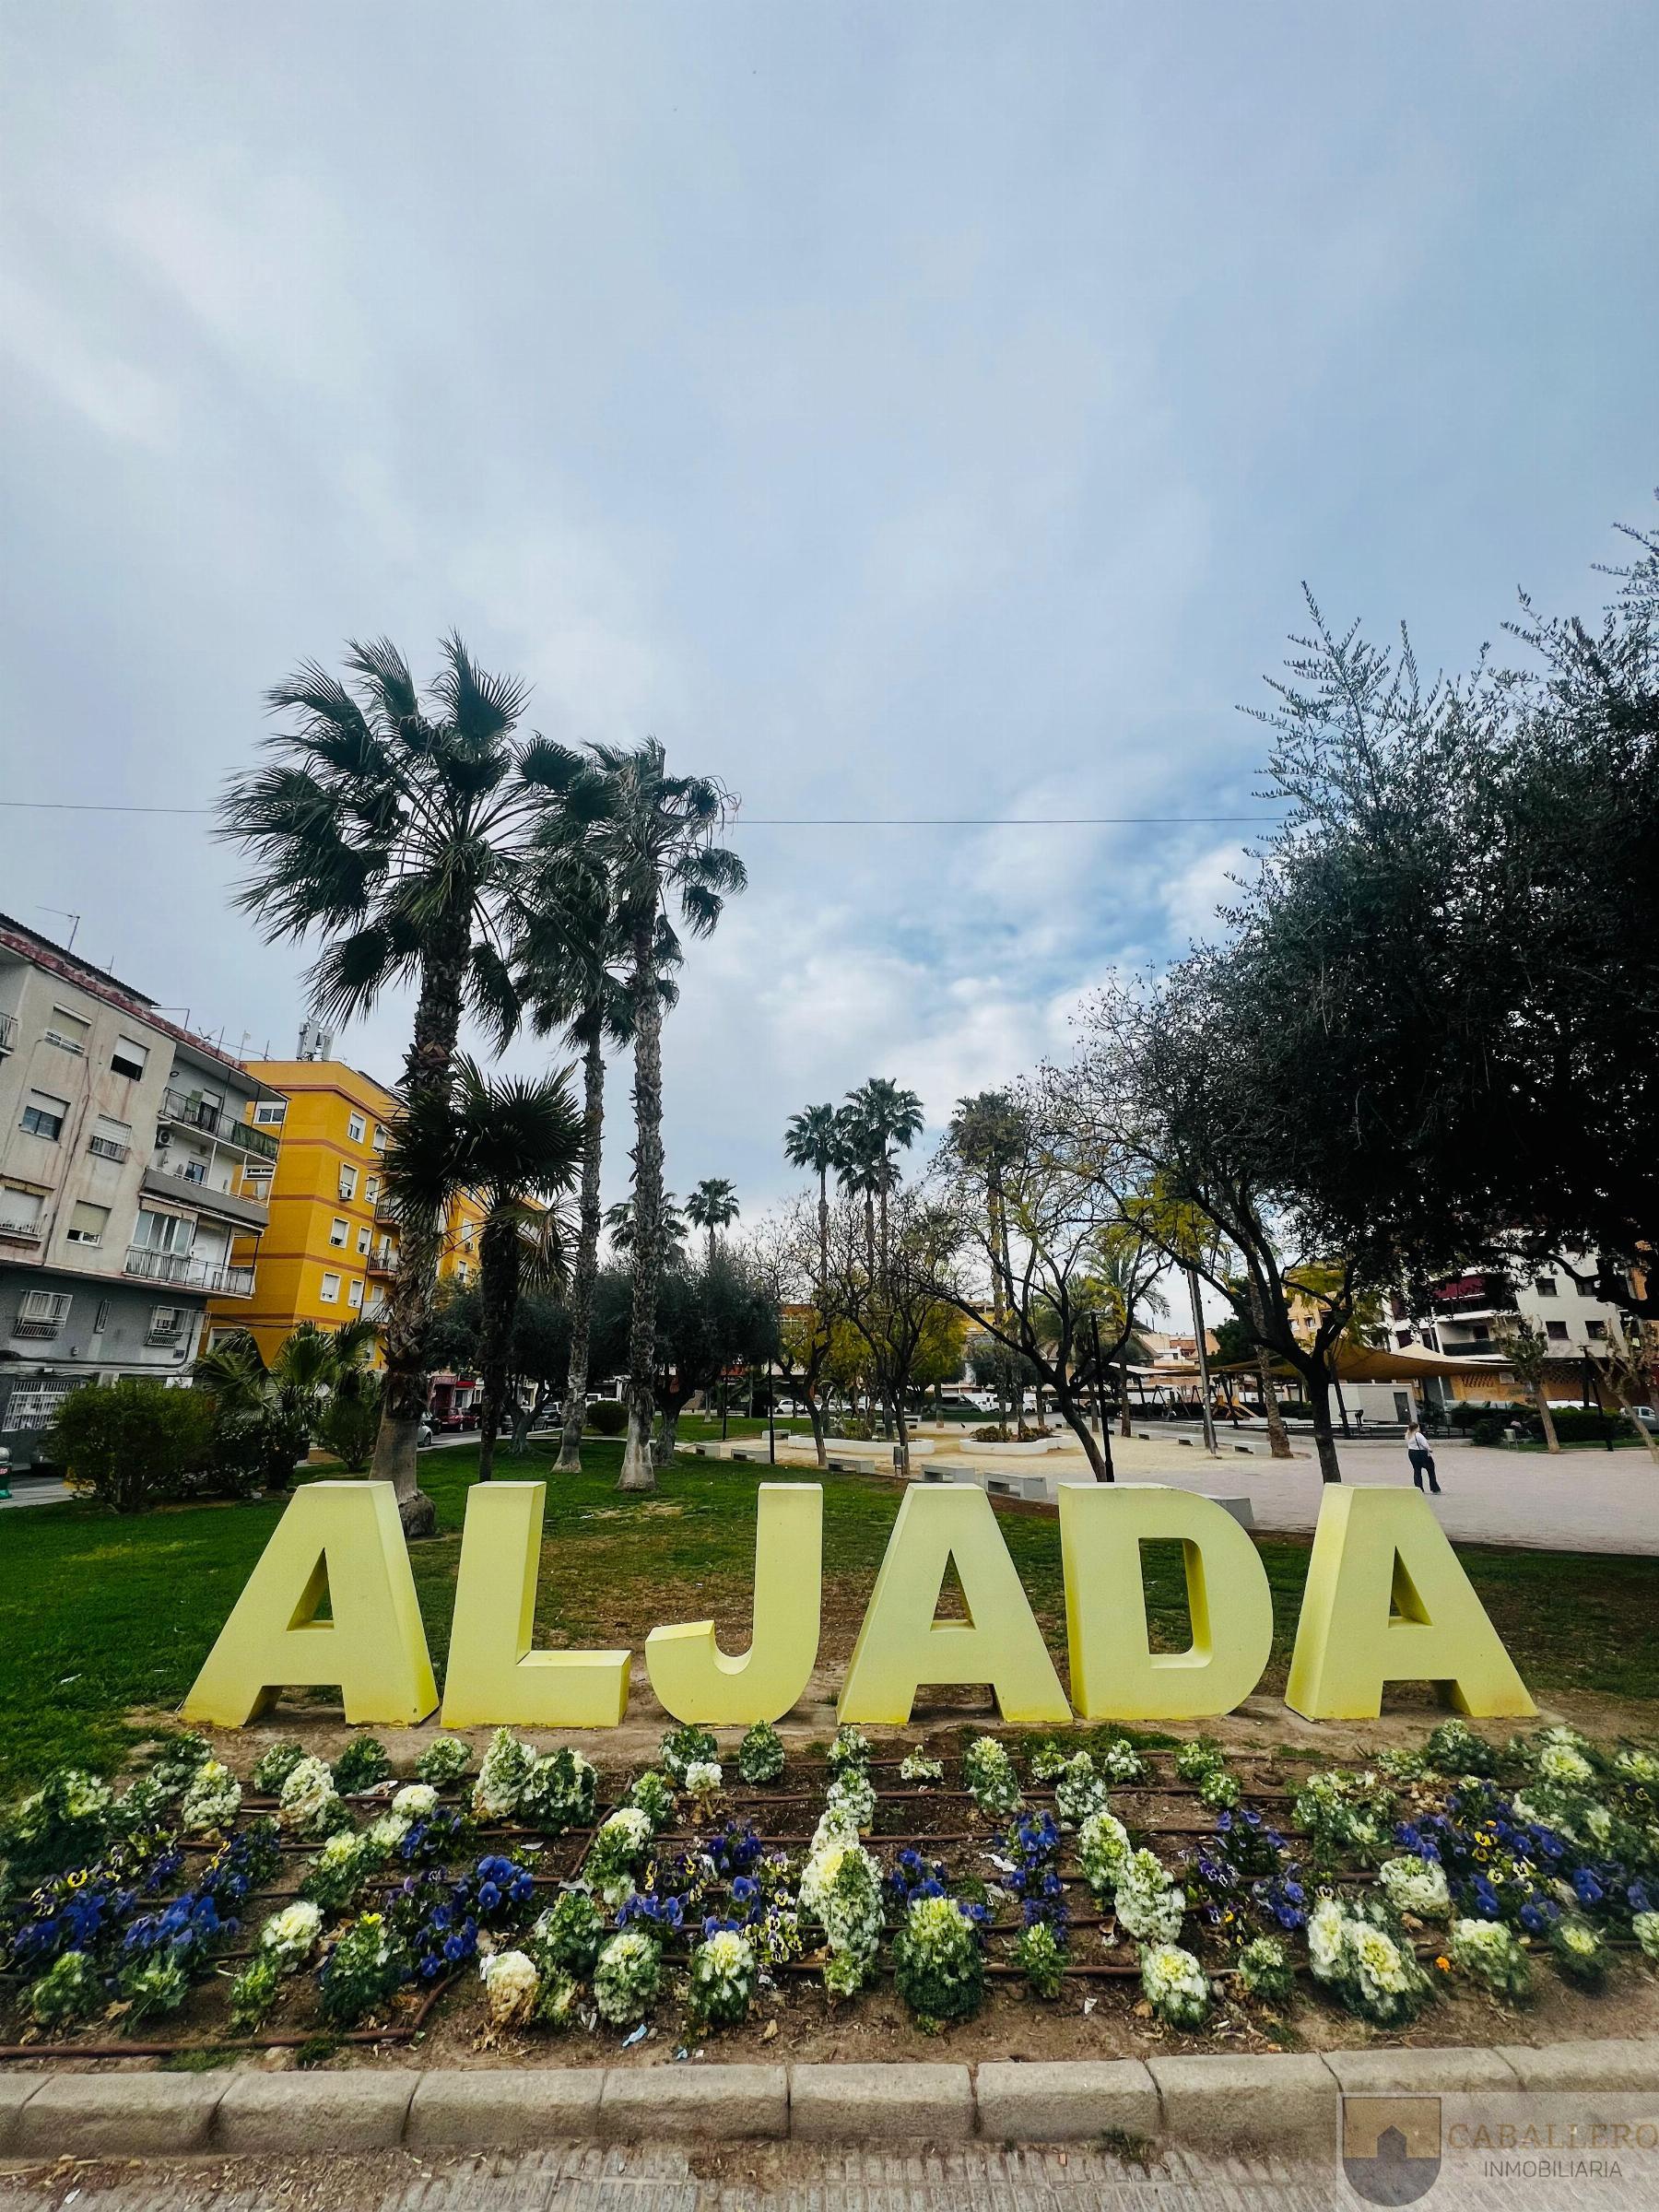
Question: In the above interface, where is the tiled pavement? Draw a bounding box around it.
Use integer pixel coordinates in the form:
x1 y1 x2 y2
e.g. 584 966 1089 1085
3 2139 1655 2212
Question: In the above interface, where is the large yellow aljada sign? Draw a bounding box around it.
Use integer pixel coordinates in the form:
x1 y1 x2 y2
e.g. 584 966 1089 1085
182 1479 1535 1732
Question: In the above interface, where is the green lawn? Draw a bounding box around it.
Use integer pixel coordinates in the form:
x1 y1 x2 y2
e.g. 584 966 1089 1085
4 1440 1658 1795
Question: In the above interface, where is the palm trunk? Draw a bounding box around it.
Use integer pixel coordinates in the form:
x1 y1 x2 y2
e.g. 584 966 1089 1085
474 1212 520 1485
371 915 470 1536
1247 1276 1293 1459
618 919 665 1492
557 1028 606 1473
818 1171 829 1301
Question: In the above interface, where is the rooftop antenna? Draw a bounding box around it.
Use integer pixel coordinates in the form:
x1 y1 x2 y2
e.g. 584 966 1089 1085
36 905 81 954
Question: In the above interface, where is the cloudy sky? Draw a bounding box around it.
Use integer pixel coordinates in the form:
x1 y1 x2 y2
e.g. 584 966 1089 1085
2 2 1654 1218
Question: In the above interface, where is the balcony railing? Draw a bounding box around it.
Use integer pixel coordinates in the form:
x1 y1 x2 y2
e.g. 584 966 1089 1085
124 1246 255 1297
10 1316 61 1340
0 1012 18 1053
367 1253 397 1278
157 1088 279 1161
87 1134 130 1163
0 1217 44 1246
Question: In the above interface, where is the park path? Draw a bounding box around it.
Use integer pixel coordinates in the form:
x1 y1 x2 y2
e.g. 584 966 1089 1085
767 1427 1659 1559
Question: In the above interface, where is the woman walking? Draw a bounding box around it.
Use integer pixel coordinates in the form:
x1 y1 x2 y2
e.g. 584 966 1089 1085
1405 1418 1441 1495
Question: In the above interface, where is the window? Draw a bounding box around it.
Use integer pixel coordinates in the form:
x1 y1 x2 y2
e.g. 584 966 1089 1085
347 1278 364 1308
253 1100 287 1126
147 1305 185 1340
329 1216 349 1248
1546 1319 1569 1341
67 1200 110 1247
356 1227 370 1254
1396 1328 1413 1348
319 1271 341 1304
338 1165 359 1200
0 1185 45 1235
43 1005 90 1054
364 1176 379 1203
20 1089 68 1141
133 1208 194 1254
88 1114 132 1162
347 1112 367 1145
93 1300 110 1333
1534 1276 1558 1297
111 1037 149 1081
372 1123 387 1151
455 1260 469 1286
12 1289 70 1339
1587 1319 1609 1341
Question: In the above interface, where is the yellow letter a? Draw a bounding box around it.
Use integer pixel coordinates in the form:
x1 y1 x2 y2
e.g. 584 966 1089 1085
1058 1483 1273 1720
838 1484 1071 1726
182 1481 437 1728
1286 1486 1535 1720
441 1482 630 1727
645 1483 822 1724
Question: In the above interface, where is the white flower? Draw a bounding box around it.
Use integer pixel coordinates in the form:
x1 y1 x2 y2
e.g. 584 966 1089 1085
480 1947 540 2029
393 1783 439 1820
1306 1897 1348 1976
1077 1810 1132 1899
1053 1753 1110 1828
179 1758 242 1834
900 1748 944 1783
277 1755 338 1833
365 1811 412 1853
1139 1941 1210 2027
1379 1855 1452 1921
1113 1849 1185 1944
1615 1748 1659 1791
825 1768 876 1832
260 1900 323 1971
1539 1742 1595 1786
1631 1911 1659 1961
473 1727 534 1820
684 1760 724 1802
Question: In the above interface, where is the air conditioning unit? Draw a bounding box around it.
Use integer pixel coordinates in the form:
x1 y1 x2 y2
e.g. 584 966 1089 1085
155 1126 171 1147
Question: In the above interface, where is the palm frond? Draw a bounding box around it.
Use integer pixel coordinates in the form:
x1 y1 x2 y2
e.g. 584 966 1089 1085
431 631 532 747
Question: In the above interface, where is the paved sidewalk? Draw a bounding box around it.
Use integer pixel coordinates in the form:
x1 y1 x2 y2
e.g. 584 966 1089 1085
6 2138 1645 2212
772 1427 1659 1557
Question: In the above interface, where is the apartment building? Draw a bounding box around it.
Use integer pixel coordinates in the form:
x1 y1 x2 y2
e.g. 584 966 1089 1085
0 913 275 1459
206 1051 488 1387
1391 1256 1623 1369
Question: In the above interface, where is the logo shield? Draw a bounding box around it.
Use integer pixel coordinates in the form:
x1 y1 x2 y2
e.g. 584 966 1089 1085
1341 2095 1442 2206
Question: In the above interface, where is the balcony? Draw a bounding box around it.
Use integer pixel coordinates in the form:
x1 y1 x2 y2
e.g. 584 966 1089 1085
10 1315 61 1340
124 1246 255 1298
0 1215 44 1248
367 1252 397 1280
1430 1273 1516 1320
0 1012 17 1054
373 1195 400 1227
141 1164 269 1232
87 1134 130 1163
157 1088 279 1162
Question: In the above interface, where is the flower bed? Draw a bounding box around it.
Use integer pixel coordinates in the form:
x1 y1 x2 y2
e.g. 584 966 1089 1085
6 1717 1659 2060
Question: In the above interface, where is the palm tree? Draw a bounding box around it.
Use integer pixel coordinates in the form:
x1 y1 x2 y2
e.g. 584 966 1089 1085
784 1103 839 1296
843 1078 924 1278
686 1177 740 1266
382 1057 583 1483
527 738 745 1492
218 634 566 1535
604 1194 687 1257
948 1089 1028 1432
833 1105 882 1281
195 1317 381 1492
1096 1234 1170 1438
518 865 680 1476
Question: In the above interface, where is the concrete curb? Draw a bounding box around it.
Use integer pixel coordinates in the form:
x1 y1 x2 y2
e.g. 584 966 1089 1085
4 2041 1659 2161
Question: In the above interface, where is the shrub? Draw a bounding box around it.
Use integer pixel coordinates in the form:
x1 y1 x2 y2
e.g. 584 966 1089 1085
332 1735 393 1794
316 1377 383 1472
1015 1920 1067 1999
892 1894 985 2027
518 1748 596 1835
593 1929 663 2024
530 1890 606 1976
737 1722 785 1784
688 1927 758 2026
51 1378 212 1512
586 1398 627 1436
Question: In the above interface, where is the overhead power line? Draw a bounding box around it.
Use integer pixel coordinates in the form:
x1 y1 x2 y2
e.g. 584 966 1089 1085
0 799 1277 826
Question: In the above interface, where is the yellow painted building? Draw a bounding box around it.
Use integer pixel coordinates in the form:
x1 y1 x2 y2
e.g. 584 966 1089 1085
206 1058 488 1369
